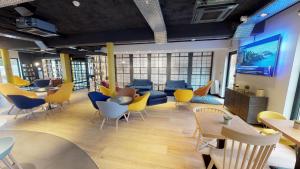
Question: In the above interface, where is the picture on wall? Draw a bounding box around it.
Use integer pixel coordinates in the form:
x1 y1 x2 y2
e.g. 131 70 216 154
237 34 281 77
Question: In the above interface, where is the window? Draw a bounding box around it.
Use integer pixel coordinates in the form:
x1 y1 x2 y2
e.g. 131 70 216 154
0 58 21 83
42 59 62 79
133 54 148 79
151 53 167 90
116 54 130 88
191 52 213 90
170 53 189 82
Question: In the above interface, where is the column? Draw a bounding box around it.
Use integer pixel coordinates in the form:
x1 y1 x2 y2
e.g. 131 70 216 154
60 53 72 83
0 49 13 83
106 42 116 96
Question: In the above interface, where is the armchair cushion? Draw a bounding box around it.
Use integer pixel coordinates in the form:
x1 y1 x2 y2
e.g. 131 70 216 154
7 95 45 109
88 91 110 110
164 80 192 96
126 79 153 91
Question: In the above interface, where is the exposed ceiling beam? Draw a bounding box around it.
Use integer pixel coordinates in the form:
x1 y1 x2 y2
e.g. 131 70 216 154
133 0 167 44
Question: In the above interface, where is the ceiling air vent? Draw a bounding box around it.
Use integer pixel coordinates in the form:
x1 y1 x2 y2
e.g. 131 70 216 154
16 17 58 37
191 0 238 24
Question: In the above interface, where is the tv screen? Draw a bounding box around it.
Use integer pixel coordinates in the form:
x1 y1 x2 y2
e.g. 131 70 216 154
237 35 281 77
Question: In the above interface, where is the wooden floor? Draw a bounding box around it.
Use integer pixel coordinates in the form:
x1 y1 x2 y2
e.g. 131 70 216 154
0 90 223 169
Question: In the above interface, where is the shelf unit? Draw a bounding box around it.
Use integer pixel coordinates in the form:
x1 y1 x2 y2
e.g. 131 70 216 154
21 64 36 82
42 59 62 79
71 59 89 90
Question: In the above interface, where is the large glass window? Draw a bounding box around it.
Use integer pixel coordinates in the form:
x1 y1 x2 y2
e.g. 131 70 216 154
170 53 189 82
116 54 130 88
191 52 213 90
151 53 167 90
133 54 148 79
0 58 21 83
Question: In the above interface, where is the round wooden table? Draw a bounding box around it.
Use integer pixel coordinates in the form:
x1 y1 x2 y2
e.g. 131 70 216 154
107 96 133 105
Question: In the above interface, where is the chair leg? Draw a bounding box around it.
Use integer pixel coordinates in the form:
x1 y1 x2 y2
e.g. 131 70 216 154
116 119 119 131
8 154 23 169
7 105 15 115
207 160 214 169
123 114 128 122
127 112 131 120
2 158 14 169
100 118 106 130
143 109 148 116
14 109 22 119
193 128 198 137
196 131 201 151
138 111 145 121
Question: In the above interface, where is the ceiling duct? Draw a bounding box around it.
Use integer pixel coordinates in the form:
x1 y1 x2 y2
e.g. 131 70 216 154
16 17 59 37
133 0 167 44
192 0 238 23
234 0 300 38
0 0 34 8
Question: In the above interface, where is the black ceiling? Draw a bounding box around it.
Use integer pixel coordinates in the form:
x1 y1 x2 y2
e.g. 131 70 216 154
0 0 272 50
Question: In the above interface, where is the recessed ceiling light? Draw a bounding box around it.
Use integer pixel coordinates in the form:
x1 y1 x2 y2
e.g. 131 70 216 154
72 0 80 7
260 13 268 17
145 0 149 5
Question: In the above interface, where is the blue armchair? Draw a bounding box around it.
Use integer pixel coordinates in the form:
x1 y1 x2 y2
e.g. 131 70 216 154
7 95 45 119
164 80 193 96
126 79 153 92
88 91 110 110
96 101 128 131
33 79 50 88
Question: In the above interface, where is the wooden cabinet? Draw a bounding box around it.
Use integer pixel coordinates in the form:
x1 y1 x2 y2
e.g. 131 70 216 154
224 88 268 124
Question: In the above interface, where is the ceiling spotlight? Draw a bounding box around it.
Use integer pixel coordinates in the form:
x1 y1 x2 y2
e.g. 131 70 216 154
191 39 196 41
240 16 248 22
68 46 77 49
72 0 80 7
260 13 268 17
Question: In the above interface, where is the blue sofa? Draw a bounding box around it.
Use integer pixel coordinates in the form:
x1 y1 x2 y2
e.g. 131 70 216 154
127 79 153 92
164 80 193 96
139 90 167 106
34 79 50 88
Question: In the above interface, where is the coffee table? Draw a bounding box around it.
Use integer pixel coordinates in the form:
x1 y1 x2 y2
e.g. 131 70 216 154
107 96 133 105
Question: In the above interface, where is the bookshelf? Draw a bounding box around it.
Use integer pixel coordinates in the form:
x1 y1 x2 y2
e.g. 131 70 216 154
42 59 62 79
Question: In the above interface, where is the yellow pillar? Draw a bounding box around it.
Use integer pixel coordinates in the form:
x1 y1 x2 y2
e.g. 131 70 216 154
60 53 72 83
106 42 116 96
0 49 13 83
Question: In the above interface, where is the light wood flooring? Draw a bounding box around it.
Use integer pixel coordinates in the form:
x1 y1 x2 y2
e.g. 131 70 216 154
0 90 223 169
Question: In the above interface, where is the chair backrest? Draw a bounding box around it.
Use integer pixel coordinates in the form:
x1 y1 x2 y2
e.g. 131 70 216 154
221 127 281 169
96 101 128 119
193 107 226 114
99 86 112 97
12 76 30 86
88 91 110 109
166 80 186 88
0 83 37 98
34 79 50 88
116 87 136 98
174 89 193 102
46 82 73 103
194 81 212 96
257 111 286 123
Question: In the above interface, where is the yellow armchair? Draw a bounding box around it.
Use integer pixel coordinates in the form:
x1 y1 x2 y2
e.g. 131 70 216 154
174 89 193 105
99 86 113 97
0 83 37 98
12 76 30 87
0 83 38 114
45 82 74 105
128 92 150 120
257 111 295 146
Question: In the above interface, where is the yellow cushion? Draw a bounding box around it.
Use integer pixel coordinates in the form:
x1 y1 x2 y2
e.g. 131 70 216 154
99 86 113 97
128 92 150 112
45 82 73 104
12 76 30 87
0 83 37 98
257 111 286 123
174 89 193 102
255 127 295 146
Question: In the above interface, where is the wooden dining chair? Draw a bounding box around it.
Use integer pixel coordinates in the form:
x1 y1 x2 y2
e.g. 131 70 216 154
207 127 281 169
193 107 226 151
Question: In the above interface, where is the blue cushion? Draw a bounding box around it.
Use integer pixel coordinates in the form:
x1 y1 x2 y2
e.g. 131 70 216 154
140 90 167 99
133 79 152 86
191 95 223 105
166 80 186 88
34 79 50 88
7 95 45 109
88 92 110 110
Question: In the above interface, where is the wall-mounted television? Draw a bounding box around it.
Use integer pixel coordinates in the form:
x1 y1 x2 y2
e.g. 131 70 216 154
237 35 281 77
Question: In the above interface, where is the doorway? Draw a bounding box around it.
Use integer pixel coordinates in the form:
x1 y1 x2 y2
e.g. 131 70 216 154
291 74 300 120
226 51 238 89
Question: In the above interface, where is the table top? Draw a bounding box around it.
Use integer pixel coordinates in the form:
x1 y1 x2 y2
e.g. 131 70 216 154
261 118 300 146
108 96 133 105
195 111 259 139
32 87 59 93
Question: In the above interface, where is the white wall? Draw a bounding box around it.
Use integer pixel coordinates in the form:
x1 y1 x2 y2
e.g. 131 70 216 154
102 40 230 97
236 3 300 118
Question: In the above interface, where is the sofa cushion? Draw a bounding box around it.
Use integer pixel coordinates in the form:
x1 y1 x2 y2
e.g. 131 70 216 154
133 79 151 86
166 80 186 88
140 90 166 99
